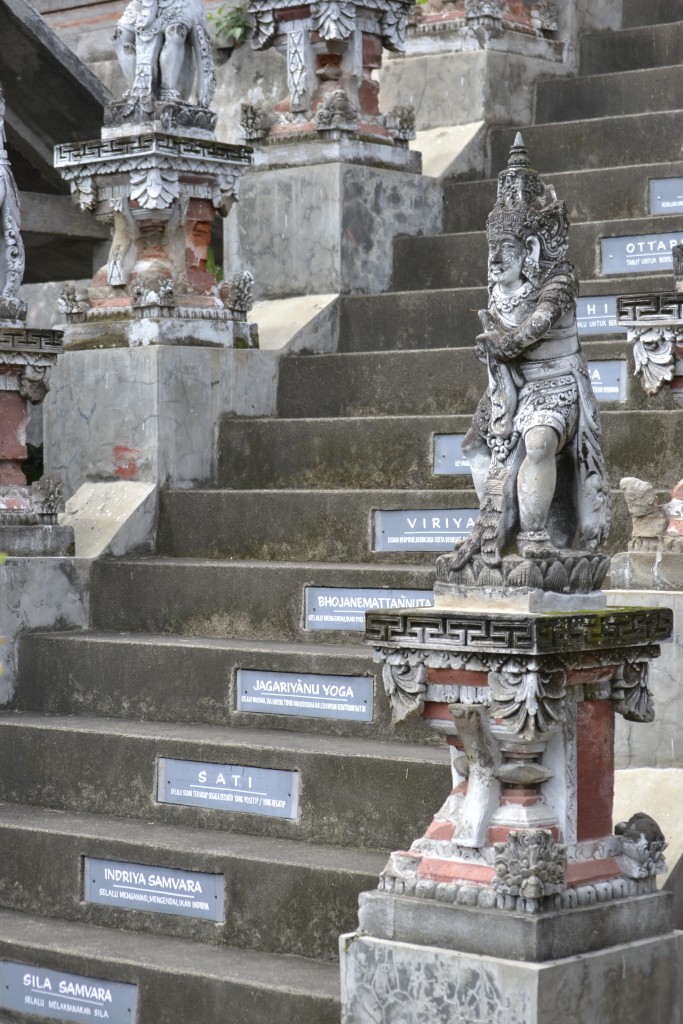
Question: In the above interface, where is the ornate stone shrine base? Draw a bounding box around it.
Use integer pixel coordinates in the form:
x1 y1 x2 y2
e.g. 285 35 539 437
339 596 679 1021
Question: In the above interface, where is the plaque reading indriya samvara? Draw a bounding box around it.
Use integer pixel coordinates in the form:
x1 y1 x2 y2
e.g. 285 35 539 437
84 858 225 922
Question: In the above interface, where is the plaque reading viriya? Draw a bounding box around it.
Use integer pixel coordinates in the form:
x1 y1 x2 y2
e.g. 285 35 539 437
0 961 137 1023
158 758 299 819
237 669 373 721
374 509 477 551
84 858 225 922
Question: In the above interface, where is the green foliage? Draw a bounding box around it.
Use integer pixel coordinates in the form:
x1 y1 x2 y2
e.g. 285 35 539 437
209 3 254 46
0 553 7 567
206 245 224 283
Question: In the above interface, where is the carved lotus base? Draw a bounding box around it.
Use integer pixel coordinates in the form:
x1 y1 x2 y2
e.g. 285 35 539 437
102 99 218 139
435 549 611 594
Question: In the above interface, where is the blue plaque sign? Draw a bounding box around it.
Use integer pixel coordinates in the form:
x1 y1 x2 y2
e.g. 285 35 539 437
237 669 373 721
0 961 137 1023
587 360 627 401
576 296 622 336
158 758 298 819
305 587 435 631
433 434 471 476
374 509 476 552
650 178 683 216
601 232 683 275
84 858 224 922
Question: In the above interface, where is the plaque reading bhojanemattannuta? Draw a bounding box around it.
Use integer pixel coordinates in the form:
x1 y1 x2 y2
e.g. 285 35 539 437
158 758 299 819
0 961 137 1023
84 858 224 922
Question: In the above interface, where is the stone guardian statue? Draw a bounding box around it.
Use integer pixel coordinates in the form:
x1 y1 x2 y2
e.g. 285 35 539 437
0 83 26 324
113 0 217 108
438 134 611 590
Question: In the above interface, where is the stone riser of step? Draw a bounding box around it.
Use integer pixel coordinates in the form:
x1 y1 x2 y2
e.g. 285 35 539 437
217 411 681 495
16 632 433 745
275 341 672 417
157 486 636 562
443 163 683 236
488 110 683 177
581 21 683 75
392 214 683 292
338 276 672 353
0 805 383 963
89 559 435 646
0 715 449 850
622 0 683 29
0 909 341 1024
535 64 683 125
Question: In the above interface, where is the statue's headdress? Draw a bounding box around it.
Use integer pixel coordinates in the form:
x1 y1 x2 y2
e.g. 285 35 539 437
487 133 570 264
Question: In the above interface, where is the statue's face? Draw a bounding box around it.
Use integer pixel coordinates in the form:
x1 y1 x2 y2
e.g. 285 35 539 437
488 235 525 287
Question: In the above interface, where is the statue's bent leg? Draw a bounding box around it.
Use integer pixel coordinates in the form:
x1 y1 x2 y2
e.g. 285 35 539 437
160 24 189 100
517 425 560 535
112 26 136 90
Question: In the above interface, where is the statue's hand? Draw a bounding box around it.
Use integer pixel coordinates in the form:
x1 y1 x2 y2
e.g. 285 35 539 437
475 330 503 361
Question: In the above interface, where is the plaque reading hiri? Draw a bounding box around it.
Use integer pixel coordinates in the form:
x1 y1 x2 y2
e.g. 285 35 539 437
237 670 373 721
576 296 622 336
374 509 477 552
158 758 298 819
84 858 224 922
601 232 683 275
0 961 137 1023
305 587 435 631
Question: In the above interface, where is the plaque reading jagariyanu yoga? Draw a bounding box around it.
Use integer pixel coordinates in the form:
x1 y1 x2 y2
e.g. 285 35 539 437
237 669 373 721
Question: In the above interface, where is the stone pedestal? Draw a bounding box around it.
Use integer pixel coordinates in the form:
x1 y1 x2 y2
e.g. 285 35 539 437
0 326 74 556
226 159 442 300
339 594 678 1022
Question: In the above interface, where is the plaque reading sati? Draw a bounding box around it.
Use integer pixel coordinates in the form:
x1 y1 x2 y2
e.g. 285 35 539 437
158 758 299 819
0 961 138 1023
84 858 225 922
237 669 373 721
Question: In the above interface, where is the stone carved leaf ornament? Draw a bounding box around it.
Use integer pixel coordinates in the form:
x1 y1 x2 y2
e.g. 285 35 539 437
380 3 408 52
382 650 427 724
632 328 676 397
311 0 356 40
612 660 655 723
493 829 567 900
250 4 276 49
489 666 566 741
130 167 180 210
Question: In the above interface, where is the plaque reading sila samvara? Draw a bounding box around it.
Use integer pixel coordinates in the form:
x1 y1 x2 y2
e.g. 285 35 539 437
0 961 137 1023
158 758 299 819
84 858 225 922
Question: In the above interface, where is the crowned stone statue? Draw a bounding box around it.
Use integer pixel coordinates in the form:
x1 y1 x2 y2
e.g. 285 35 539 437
0 83 26 325
437 134 611 593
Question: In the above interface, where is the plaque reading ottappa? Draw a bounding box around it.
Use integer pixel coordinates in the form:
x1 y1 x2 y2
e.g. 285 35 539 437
0 961 137 1023
84 858 225 922
158 758 299 819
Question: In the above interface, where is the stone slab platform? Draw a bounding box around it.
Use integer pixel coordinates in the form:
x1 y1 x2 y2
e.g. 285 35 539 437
358 889 673 963
0 524 74 556
340 930 682 1024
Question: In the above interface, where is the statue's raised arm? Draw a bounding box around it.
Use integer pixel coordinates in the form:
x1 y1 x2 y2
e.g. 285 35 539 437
437 134 611 589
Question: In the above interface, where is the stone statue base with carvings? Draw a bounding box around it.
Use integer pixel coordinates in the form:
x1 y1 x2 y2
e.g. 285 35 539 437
339 588 680 1023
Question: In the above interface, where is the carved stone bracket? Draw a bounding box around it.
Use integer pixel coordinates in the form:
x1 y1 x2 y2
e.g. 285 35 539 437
618 291 683 400
489 661 566 741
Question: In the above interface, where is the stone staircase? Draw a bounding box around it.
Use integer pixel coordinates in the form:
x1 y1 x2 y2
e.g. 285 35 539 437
1 3 683 1022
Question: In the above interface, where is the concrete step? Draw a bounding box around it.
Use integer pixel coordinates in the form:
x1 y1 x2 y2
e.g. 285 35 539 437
536 65 683 124
339 276 673 352
274 341 675 418
488 110 683 175
16 631 432 744
581 22 683 74
392 214 683 291
0 713 449 850
443 162 683 235
0 907 340 1024
217 408 680 494
89 557 435 645
157 488 479 565
621 0 683 28
0 804 383 963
